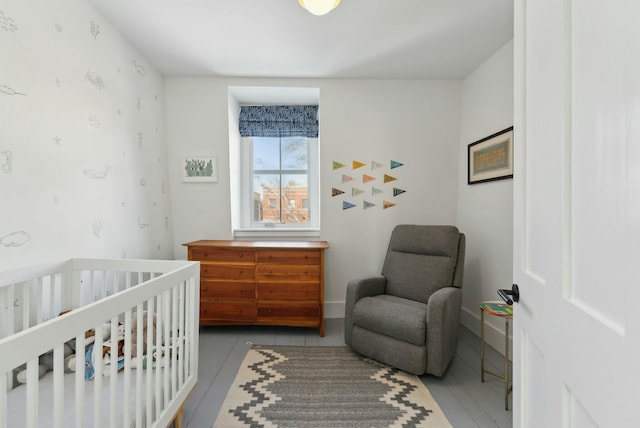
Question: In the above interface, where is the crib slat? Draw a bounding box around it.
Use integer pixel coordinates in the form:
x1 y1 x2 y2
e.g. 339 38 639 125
109 316 118 428
150 298 158 424
22 286 29 331
155 295 163 421
75 333 86 428
178 281 185 388
94 323 104 428
164 289 172 403
101 270 107 299
172 285 179 399
0 372 7 428
123 308 132 428
49 275 56 320
53 344 64 428
26 357 38 428
136 304 144 426
35 278 43 325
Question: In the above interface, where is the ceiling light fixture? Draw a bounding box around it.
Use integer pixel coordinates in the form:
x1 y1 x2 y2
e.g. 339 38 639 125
298 0 341 16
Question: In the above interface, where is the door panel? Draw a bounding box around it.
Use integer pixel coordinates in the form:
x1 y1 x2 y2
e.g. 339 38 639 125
514 0 640 426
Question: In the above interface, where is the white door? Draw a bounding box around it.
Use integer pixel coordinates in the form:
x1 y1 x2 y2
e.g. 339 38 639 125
513 0 640 426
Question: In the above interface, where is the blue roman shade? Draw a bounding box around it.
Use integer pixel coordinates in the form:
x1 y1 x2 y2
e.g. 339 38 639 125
239 105 318 138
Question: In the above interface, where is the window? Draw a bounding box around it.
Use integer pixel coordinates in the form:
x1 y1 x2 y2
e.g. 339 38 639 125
238 104 319 232
243 136 318 228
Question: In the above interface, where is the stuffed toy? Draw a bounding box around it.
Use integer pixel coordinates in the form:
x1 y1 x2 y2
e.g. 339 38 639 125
130 311 157 357
64 321 113 379
14 310 98 384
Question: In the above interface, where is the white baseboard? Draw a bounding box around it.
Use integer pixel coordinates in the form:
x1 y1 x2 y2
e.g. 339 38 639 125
324 301 345 319
460 305 512 360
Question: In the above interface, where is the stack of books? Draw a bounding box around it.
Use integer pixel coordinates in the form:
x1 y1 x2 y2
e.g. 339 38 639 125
479 301 513 316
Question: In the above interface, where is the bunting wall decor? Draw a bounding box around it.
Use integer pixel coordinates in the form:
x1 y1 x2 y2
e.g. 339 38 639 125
333 161 346 170
331 158 406 211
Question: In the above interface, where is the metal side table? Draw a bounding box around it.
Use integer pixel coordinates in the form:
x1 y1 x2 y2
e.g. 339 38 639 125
479 301 513 410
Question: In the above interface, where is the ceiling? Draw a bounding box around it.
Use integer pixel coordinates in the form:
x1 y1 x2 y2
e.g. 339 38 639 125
87 0 514 80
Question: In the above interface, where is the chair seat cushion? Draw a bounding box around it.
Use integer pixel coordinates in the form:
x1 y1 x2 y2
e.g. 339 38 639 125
352 295 427 346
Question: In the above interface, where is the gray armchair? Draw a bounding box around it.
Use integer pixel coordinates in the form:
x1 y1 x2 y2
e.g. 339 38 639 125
344 225 466 376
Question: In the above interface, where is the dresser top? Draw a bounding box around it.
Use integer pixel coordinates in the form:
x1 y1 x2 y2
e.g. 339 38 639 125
182 240 329 250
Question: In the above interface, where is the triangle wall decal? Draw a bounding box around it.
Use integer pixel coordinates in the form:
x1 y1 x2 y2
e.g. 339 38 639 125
343 201 356 210
333 161 346 170
332 188 345 197
371 161 383 170
390 160 404 169
352 160 367 170
393 188 406 197
383 201 397 209
383 174 397 183
363 174 376 183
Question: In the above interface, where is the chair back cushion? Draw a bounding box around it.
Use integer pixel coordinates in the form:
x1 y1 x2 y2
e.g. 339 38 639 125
382 225 460 304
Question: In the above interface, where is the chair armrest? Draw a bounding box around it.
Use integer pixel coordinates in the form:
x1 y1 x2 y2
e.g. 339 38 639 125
344 276 386 344
426 287 463 376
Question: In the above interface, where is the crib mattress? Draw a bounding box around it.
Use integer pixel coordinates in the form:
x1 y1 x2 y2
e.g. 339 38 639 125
6 367 166 428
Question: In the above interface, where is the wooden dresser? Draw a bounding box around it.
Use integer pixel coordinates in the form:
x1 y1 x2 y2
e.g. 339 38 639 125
183 240 329 336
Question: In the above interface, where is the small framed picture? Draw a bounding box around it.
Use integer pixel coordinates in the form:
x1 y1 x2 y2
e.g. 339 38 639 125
468 127 514 185
181 156 218 182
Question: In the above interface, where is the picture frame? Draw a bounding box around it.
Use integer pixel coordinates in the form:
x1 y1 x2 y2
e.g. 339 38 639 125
181 156 218 182
467 127 513 185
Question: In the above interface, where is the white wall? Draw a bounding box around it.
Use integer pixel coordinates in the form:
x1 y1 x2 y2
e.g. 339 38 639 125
165 77 462 317
456 41 514 353
0 0 173 271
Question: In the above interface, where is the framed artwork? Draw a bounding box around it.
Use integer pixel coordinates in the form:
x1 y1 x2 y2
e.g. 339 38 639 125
181 156 218 182
468 127 514 185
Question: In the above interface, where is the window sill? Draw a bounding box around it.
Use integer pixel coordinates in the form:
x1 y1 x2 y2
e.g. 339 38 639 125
233 228 321 239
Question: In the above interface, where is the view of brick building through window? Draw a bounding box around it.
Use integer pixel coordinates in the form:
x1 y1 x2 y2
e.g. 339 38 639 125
253 185 308 224
250 136 311 225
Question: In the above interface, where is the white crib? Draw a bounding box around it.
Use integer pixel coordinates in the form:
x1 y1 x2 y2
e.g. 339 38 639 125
0 258 200 428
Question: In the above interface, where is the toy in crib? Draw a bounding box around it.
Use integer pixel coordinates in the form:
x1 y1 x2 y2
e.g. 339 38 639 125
16 311 160 383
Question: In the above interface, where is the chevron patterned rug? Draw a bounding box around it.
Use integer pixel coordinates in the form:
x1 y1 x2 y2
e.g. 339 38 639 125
213 345 452 428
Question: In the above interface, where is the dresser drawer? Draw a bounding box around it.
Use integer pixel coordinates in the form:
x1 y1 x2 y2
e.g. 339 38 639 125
201 280 254 301
190 247 255 263
256 282 319 301
256 250 320 265
200 301 255 321
201 264 254 280
257 302 320 320
256 264 319 281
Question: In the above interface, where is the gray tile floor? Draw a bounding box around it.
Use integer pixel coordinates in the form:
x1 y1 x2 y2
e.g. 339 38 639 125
182 319 512 428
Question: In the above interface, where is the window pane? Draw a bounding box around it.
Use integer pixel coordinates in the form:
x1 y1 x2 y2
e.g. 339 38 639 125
253 137 280 170
281 174 308 224
253 174 280 223
281 137 308 170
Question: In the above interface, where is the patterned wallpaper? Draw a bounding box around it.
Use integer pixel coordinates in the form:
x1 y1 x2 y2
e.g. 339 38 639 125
0 0 173 270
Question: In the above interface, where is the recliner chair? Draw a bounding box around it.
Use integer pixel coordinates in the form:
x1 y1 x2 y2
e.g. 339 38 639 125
344 225 466 376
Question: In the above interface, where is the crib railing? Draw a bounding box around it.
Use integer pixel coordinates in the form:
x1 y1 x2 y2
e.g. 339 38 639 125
0 258 200 428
